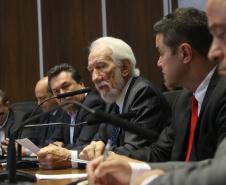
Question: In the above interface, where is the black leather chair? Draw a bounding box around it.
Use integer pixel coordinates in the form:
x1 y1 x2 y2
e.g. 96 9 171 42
10 102 42 118
163 90 182 108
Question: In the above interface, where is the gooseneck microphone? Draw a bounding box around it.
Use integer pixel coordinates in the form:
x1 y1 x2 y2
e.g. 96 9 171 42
28 88 91 119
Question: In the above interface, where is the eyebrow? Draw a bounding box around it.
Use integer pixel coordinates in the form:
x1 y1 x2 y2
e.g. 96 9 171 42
52 81 67 91
87 59 108 70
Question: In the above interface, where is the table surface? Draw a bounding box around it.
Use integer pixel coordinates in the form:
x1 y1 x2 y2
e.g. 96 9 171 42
1 166 87 185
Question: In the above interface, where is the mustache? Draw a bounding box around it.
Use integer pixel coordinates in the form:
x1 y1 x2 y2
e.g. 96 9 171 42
95 81 111 89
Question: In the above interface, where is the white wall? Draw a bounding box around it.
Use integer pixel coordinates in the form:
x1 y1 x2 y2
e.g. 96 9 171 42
178 0 208 11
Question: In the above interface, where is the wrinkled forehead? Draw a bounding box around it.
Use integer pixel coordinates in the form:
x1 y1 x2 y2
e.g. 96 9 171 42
89 44 112 60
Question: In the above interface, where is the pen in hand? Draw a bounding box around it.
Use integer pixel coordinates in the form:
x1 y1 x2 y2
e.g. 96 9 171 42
94 139 112 185
101 139 112 162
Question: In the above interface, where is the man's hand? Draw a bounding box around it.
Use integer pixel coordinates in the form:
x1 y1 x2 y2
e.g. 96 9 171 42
86 155 132 185
37 145 72 169
79 141 105 160
131 169 165 185
1 138 9 153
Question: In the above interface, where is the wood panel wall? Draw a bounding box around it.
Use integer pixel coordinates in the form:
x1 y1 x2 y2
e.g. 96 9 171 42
0 0 177 103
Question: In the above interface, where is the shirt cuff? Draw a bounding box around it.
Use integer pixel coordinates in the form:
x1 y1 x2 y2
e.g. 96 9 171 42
71 150 78 168
129 162 151 183
140 175 159 185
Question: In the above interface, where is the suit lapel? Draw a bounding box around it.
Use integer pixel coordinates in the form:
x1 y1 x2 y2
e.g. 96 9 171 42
122 77 138 113
172 90 193 160
198 68 219 119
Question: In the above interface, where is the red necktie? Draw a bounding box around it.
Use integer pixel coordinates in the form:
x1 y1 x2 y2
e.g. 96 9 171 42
185 95 198 162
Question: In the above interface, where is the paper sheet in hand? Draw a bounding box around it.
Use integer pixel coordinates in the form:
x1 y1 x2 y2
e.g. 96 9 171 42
15 138 40 154
36 173 87 179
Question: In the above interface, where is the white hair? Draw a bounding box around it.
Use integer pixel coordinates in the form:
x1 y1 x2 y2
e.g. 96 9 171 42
89 37 140 77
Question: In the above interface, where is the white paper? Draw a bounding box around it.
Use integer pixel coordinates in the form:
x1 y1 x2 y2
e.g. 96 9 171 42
35 173 87 179
70 159 89 164
15 138 40 154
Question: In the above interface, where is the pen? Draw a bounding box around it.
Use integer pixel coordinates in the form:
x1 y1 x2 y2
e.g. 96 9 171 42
101 139 112 162
45 140 58 147
94 139 112 185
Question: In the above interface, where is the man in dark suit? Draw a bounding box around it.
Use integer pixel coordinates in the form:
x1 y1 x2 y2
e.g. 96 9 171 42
29 76 61 149
86 7 226 185
37 64 105 160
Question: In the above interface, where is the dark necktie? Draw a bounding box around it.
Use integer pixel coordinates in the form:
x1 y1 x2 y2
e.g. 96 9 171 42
111 103 120 146
185 95 198 162
47 114 54 138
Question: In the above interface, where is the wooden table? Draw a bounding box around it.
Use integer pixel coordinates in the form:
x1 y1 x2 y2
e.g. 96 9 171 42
1 166 87 185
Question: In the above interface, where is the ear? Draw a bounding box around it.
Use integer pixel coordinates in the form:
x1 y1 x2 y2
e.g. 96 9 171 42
79 80 84 87
121 59 131 78
5 101 10 108
180 43 193 64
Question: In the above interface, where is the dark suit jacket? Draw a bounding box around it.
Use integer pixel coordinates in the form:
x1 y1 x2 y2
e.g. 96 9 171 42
149 136 226 185
120 69 226 163
5 108 35 139
29 108 63 147
92 76 172 152
49 90 106 149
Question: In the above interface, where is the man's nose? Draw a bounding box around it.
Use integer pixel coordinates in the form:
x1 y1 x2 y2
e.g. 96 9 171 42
92 70 102 83
208 39 224 63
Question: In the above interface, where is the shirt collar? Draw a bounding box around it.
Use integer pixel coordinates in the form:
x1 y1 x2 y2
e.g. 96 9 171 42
194 65 217 115
115 77 133 113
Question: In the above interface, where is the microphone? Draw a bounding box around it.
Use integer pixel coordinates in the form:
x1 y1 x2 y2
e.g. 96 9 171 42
28 88 91 119
56 88 91 99
23 112 137 129
0 112 4 115
93 109 159 141
81 111 136 125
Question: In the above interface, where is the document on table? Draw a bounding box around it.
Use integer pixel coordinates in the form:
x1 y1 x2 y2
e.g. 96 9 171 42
15 138 40 154
36 173 87 179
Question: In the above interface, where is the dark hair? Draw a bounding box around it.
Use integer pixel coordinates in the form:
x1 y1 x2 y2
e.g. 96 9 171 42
0 89 9 105
47 63 82 90
153 7 212 57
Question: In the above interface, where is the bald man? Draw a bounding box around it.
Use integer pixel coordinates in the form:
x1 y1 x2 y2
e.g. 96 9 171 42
29 77 63 149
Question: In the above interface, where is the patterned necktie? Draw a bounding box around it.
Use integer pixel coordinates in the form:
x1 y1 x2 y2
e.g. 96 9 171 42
111 102 120 146
185 95 198 162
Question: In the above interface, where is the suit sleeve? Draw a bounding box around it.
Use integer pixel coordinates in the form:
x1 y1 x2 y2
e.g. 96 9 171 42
116 123 174 162
149 157 225 185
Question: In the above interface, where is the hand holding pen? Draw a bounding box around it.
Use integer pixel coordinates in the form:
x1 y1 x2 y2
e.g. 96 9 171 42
93 139 112 185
